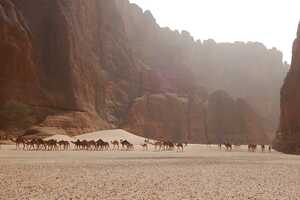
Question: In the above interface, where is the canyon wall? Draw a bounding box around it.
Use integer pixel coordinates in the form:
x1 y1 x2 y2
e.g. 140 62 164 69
116 2 288 137
0 0 285 143
274 22 300 153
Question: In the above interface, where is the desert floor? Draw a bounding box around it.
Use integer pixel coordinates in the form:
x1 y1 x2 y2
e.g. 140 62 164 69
1 144 300 200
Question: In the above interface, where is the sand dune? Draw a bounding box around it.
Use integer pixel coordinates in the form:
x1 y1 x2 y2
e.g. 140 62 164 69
44 129 147 144
73 129 148 145
44 134 74 142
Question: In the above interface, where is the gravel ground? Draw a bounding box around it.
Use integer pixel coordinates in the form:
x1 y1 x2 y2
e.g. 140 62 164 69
0 145 300 200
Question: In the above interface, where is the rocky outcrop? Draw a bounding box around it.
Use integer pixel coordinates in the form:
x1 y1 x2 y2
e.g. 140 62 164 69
274 22 300 153
0 0 281 143
124 90 268 144
124 91 208 143
207 91 267 144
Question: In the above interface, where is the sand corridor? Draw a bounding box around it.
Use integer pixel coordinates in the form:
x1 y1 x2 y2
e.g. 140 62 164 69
0 145 300 200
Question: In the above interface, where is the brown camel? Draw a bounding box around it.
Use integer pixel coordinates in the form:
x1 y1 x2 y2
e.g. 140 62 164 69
248 144 257 152
176 143 184 152
96 139 105 151
71 140 82 150
45 139 58 151
120 139 133 151
35 138 46 151
268 145 272 152
127 143 134 151
141 143 148 151
10 136 26 150
224 142 232 151
162 141 174 151
87 140 97 151
24 139 37 151
152 141 162 151
218 144 222 150
120 139 129 150
102 142 110 151
111 140 119 150
58 140 70 151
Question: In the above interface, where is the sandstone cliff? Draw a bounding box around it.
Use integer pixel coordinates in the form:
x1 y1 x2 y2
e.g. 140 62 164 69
0 0 281 143
116 1 288 137
206 91 267 144
2 0 142 134
125 90 267 144
274 22 300 153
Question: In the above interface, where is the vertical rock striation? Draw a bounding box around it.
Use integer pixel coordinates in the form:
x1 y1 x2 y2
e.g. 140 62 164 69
274 22 300 153
0 0 283 142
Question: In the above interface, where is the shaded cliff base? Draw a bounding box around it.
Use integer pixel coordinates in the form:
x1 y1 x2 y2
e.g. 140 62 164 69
0 101 111 137
273 134 300 154
0 91 271 145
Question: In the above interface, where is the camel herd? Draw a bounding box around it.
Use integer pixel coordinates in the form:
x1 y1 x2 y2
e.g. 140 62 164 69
7 136 185 152
218 142 272 152
1 136 273 153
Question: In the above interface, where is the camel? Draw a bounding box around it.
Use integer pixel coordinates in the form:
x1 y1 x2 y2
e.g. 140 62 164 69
96 139 105 151
110 140 119 150
71 140 82 150
152 141 162 151
141 143 148 151
167 142 175 151
261 145 265 152
120 139 129 150
35 138 47 151
45 139 58 151
87 140 97 151
224 142 232 151
175 143 184 152
268 145 272 152
10 136 26 150
127 143 134 151
24 139 37 151
102 142 110 151
184 142 188 147
218 144 222 150
248 144 257 152
160 141 174 151
58 140 70 151
120 139 133 151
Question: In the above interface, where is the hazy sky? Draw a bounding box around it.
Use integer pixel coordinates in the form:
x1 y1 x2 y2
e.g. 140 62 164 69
129 0 300 63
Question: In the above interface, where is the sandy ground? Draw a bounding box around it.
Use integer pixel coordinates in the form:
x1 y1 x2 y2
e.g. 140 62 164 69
1 143 300 200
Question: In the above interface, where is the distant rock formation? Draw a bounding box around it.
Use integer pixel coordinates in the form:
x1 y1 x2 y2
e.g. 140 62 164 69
124 91 208 143
274 22 300 153
116 1 288 137
206 91 267 144
124 90 268 144
0 0 285 143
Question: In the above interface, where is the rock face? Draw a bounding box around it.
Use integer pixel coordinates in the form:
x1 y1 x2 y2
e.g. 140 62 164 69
124 92 208 143
0 0 283 143
207 91 267 144
1 0 142 134
116 2 288 137
0 0 41 105
274 22 300 153
124 91 267 144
